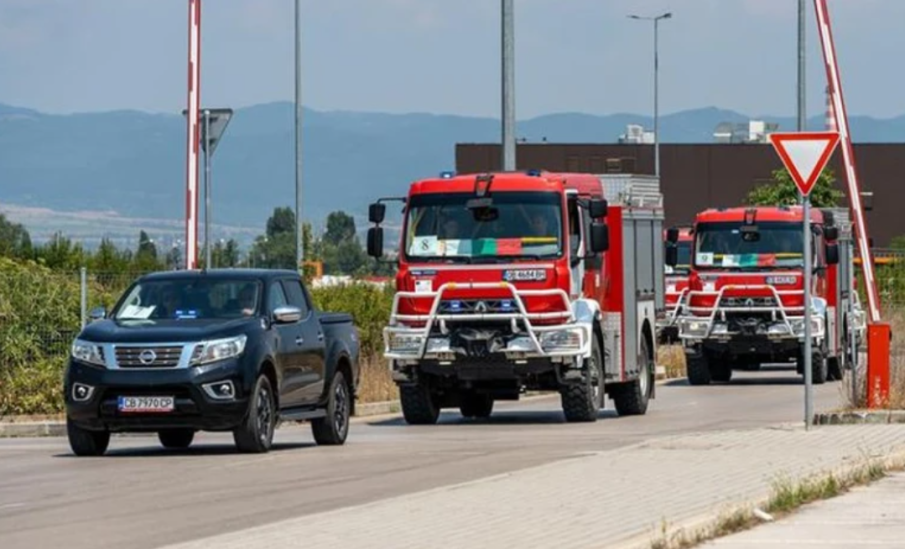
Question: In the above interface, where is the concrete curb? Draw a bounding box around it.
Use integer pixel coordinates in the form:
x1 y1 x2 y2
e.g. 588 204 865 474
814 409 905 425
0 421 66 438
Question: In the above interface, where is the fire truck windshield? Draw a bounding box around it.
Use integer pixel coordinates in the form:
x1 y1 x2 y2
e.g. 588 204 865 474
403 191 563 262
693 221 809 270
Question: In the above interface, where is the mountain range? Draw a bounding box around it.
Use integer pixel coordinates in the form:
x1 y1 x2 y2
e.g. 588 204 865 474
1 101 903 247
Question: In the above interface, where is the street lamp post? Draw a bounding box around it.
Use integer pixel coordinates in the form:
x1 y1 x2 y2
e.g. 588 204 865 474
629 12 672 178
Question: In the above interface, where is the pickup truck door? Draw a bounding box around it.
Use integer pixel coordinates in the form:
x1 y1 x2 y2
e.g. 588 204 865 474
281 278 326 405
267 280 306 409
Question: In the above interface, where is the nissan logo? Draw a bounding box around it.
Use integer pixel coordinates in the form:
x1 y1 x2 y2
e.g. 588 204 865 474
138 349 157 364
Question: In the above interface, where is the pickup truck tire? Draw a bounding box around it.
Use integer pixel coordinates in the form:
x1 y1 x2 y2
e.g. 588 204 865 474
686 352 712 386
561 337 603 423
311 371 351 445
158 429 195 449
400 383 441 425
459 392 494 419
67 417 110 457
612 335 652 416
233 374 276 454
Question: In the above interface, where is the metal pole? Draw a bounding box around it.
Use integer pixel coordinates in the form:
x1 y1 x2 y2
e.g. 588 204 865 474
80 267 87 329
294 0 304 270
185 0 201 270
803 196 813 429
654 18 660 177
203 109 212 269
501 0 516 171
797 0 806 131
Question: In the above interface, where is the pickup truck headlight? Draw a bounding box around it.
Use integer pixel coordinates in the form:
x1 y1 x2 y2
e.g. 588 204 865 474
71 339 106 367
191 335 247 365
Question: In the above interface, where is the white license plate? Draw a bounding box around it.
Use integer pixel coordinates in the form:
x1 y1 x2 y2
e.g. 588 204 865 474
117 396 175 413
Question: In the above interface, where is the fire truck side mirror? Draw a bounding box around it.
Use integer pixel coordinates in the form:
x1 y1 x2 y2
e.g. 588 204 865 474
367 227 384 258
589 199 608 219
590 222 609 253
665 245 678 267
824 226 839 241
666 228 680 244
369 203 386 224
825 243 839 265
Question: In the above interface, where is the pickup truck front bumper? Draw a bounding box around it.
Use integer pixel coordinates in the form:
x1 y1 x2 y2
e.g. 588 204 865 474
65 357 251 433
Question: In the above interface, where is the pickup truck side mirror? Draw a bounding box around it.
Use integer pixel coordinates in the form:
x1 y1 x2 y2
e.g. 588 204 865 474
273 305 302 324
367 227 384 258
825 242 839 265
369 202 386 224
89 306 107 322
665 245 678 267
589 222 609 254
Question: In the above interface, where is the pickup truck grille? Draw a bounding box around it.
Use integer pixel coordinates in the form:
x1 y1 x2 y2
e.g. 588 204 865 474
114 345 184 368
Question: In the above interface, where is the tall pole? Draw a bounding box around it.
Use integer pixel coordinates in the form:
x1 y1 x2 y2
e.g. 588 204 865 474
653 17 660 177
294 0 304 270
803 197 813 429
501 0 516 171
203 109 212 269
798 0 806 131
185 0 201 270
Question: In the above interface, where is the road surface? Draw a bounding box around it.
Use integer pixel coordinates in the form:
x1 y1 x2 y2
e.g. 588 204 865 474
0 365 846 549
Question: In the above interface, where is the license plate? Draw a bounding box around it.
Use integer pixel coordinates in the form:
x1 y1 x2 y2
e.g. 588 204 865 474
117 396 175 413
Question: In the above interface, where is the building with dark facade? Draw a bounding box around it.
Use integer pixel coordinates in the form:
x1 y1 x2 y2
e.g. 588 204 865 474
455 143 904 247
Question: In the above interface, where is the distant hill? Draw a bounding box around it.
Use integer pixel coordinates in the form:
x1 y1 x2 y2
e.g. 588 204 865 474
0 101 902 245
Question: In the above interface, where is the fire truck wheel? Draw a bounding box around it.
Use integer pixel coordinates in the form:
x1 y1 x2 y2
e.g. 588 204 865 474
685 351 712 386
799 348 828 385
561 337 603 423
400 383 441 425
612 336 653 416
711 362 732 383
827 357 843 381
459 392 494 419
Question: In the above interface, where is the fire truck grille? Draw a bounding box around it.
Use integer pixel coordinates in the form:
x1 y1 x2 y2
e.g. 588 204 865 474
720 296 778 308
439 299 518 315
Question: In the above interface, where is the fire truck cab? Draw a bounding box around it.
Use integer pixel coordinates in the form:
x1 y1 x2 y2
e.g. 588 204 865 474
670 205 855 385
366 171 665 424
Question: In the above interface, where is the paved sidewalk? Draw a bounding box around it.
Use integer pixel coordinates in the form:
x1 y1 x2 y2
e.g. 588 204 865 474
159 424 905 549
705 471 905 548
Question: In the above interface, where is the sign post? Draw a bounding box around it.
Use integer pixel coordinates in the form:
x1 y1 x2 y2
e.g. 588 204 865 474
769 131 840 429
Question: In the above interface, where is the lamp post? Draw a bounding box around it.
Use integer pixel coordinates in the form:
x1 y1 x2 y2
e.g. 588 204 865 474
501 0 516 171
628 11 672 178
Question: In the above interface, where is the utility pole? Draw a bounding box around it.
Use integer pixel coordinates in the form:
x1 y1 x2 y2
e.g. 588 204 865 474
501 0 516 171
798 0 806 131
629 12 672 177
203 109 212 269
295 0 304 270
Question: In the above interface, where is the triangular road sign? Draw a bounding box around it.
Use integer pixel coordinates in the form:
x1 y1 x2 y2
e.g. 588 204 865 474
768 131 840 196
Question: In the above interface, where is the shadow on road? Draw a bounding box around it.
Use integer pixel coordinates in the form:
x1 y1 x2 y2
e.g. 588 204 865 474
368 408 620 428
662 364 812 388
53 441 316 459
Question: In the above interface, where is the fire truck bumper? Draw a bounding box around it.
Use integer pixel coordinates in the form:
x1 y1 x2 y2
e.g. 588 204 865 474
676 315 825 346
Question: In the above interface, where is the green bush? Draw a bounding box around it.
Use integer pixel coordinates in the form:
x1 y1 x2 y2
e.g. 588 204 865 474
309 282 394 358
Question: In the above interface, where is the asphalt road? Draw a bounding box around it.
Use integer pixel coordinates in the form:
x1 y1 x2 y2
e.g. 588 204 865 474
0 365 847 549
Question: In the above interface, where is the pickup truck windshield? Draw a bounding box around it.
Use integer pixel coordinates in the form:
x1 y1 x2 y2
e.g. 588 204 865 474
113 278 263 321
694 221 809 269
404 191 563 261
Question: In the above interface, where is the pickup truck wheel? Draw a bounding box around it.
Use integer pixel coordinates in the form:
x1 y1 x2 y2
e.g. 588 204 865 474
66 418 110 457
158 429 195 449
612 336 653 416
400 383 441 425
233 374 275 454
459 392 494 419
311 371 351 445
686 351 712 386
561 337 603 423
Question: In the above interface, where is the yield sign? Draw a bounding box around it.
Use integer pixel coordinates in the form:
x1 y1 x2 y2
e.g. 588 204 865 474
768 131 840 196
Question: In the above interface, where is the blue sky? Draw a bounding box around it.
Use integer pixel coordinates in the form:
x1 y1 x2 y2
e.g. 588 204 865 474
0 0 902 118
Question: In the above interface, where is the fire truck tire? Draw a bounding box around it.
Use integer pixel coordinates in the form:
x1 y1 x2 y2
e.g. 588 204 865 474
459 392 494 419
685 352 712 386
827 357 843 381
711 362 732 383
400 383 441 425
798 349 828 385
612 336 653 416
560 338 603 423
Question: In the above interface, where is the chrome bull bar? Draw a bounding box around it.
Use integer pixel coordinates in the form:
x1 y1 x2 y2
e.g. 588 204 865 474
383 281 591 360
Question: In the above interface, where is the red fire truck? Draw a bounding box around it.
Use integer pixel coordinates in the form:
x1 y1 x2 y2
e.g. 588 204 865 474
366 171 665 424
670 205 861 385
658 225 692 343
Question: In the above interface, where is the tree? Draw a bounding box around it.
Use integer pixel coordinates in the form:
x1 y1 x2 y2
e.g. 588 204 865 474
209 239 240 268
746 167 843 208
324 211 357 246
36 231 85 270
0 214 33 259
251 207 298 269
133 231 162 273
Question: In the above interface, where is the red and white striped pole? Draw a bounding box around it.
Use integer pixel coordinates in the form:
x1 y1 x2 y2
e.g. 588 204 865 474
813 0 880 323
184 0 202 270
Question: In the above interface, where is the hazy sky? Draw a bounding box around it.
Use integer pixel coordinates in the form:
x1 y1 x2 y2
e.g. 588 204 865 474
0 0 902 119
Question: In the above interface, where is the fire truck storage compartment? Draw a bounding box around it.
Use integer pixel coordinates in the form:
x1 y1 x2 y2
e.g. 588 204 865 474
599 174 665 381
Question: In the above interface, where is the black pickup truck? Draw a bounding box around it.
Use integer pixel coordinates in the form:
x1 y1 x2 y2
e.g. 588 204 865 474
64 269 360 456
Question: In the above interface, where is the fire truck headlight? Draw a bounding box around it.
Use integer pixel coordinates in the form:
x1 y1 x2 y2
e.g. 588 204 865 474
679 319 708 337
711 322 728 335
810 297 827 315
540 329 583 352
769 323 792 335
388 333 424 353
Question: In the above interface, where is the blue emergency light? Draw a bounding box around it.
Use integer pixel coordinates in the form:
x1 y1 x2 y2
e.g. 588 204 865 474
440 171 455 179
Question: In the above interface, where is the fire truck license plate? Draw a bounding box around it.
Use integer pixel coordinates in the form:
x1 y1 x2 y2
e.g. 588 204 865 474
503 269 547 282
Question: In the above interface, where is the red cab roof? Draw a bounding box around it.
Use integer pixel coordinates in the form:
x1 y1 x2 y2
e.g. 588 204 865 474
409 171 603 196
696 205 824 224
